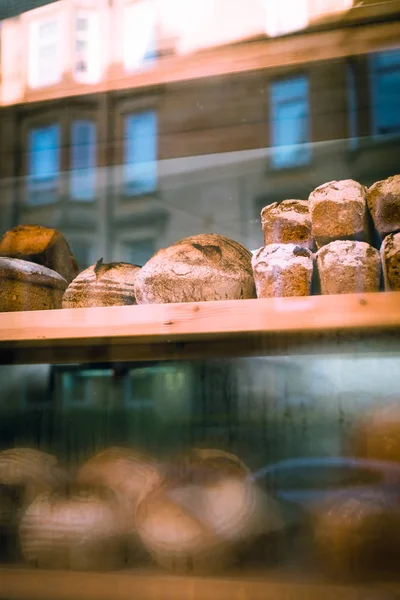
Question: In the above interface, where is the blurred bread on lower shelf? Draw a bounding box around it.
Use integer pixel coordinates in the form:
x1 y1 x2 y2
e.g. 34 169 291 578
62 260 141 308
252 244 313 298
0 258 67 312
351 402 400 464
316 240 380 294
19 486 126 570
136 448 283 574
0 225 79 284
381 232 400 291
313 489 400 578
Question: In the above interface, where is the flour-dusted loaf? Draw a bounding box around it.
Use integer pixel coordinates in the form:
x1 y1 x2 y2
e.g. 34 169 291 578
261 200 314 250
252 244 313 298
316 240 380 295
0 258 67 312
367 175 400 240
19 486 126 570
381 232 400 291
309 180 368 248
0 225 79 283
62 260 141 308
134 234 256 304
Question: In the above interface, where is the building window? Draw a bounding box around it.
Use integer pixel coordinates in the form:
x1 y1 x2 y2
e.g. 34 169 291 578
70 120 97 201
124 239 154 266
74 11 101 83
370 49 400 136
265 0 308 37
124 111 157 195
123 0 157 72
270 76 311 169
28 18 61 88
27 124 60 205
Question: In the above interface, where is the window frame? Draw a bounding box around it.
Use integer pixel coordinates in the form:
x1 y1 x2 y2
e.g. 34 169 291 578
70 118 97 202
26 123 61 206
123 110 158 197
369 48 400 139
122 0 158 73
28 16 62 89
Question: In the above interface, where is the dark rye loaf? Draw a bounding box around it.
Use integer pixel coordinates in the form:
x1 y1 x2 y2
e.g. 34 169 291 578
62 260 140 308
0 225 79 284
0 258 67 312
134 234 256 304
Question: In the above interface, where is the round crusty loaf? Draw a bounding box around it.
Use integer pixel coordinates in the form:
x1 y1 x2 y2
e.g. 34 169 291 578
0 225 79 284
134 234 256 304
62 260 141 308
19 486 126 570
0 258 67 312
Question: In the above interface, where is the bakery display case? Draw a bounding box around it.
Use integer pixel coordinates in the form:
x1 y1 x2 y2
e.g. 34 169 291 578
0 0 400 598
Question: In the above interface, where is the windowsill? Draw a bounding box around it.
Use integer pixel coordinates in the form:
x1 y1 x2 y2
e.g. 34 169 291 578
269 160 312 172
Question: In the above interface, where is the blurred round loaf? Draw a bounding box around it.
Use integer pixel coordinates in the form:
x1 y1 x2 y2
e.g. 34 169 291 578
367 175 400 240
351 403 400 464
0 258 67 312
252 244 313 297
134 234 256 304
316 240 380 294
381 232 400 291
0 225 78 283
261 200 314 250
313 489 400 577
19 486 125 570
62 260 141 308
77 447 160 527
136 448 282 574
309 180 368 248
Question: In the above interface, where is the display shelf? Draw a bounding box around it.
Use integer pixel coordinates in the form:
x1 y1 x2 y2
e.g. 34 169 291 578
0 292 400 365
0 566 397 600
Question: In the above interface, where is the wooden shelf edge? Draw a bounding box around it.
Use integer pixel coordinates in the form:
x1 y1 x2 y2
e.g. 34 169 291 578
0 567 397 600
0 293 399 364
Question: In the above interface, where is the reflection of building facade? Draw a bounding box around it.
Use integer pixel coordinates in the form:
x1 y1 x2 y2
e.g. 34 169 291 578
0 0 399 269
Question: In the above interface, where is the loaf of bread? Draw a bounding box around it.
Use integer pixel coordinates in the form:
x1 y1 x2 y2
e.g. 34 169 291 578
381 232 400 291
0 258 67 312
367 175 400 240
19 486 126 570
309 180 368 248
316 240 380 294
252 244 313 298
0 225 79 283
134 234 256 304
261 200 314 250
351 403 400 463
62 260 141 308
313 489 400 577
136 448 282 574
0 448 66 562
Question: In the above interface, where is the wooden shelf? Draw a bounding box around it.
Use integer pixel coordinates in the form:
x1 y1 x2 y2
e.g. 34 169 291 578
0 293 400 365
0 566 397 600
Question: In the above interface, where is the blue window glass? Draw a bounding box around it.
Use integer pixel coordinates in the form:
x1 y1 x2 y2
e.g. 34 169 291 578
27 124 60 204
70 120 96 201
270 76 311 169
370 49 400 136
124 111 157 195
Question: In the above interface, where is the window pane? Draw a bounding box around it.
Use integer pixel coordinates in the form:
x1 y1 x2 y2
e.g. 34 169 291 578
124 111 157 195
123 0 157 72
70 120 96 201
27 124 59 204
124 240 155 267
371 49 400 135
270 76 311 168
